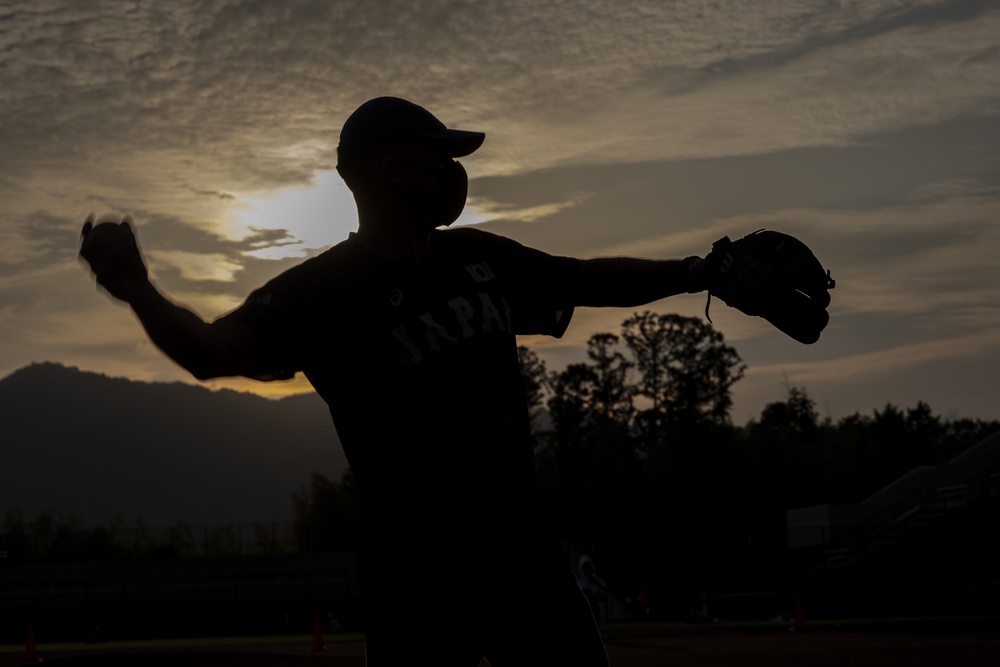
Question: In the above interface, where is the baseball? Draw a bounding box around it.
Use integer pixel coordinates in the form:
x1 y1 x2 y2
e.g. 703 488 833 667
84 221 132 250
81 214 138 274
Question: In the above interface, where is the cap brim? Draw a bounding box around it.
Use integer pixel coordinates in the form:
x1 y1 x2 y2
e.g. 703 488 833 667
417 128 485 157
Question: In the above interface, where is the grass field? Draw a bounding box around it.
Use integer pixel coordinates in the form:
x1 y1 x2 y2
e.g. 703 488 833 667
2 617 997 666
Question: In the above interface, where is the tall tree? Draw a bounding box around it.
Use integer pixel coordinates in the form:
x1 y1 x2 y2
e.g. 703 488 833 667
742 385 831 518
585 333 634 427
517 345 549 430
583 333 641 523
757 386 820 440
291 470 358 552
621 311 745 436
544 363 597 467
538 335 642 537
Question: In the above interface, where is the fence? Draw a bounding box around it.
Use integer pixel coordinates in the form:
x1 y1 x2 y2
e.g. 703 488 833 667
0 520 303 564
3 564 358 610
0 553 360 642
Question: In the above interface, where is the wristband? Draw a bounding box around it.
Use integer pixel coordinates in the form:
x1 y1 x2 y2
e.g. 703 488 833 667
683 256 704 293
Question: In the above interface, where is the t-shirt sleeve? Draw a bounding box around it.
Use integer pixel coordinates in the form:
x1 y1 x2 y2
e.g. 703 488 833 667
472 231 581 338
211 282 306 382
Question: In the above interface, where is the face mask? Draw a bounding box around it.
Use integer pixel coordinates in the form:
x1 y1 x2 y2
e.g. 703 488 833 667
397 159 469 227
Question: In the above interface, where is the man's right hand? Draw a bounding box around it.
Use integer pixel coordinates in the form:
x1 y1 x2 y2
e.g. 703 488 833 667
79 212 151 304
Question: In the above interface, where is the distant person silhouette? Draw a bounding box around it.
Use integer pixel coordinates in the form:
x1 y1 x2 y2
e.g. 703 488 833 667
79 96 711 666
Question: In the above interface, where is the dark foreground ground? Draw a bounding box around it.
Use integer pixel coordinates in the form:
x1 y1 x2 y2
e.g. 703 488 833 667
3 618 998 666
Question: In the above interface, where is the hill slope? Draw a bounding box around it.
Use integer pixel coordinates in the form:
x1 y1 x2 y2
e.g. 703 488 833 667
0 363 348 525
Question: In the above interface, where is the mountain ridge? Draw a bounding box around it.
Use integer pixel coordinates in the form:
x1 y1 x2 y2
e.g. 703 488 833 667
1 362 348 525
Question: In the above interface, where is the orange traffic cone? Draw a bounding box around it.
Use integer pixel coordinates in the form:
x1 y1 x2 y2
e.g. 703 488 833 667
25 624 42 663
309 613 326 652
791 594 808 632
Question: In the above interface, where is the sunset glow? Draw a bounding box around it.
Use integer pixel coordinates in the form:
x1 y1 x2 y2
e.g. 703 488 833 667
2 0 998 421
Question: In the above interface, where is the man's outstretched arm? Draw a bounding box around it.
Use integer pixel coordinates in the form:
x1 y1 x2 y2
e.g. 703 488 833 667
574 256 703 308
125 283 264 380
79 214 270 381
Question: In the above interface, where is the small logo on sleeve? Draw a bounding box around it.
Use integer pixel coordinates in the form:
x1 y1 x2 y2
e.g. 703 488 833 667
465 262 495 283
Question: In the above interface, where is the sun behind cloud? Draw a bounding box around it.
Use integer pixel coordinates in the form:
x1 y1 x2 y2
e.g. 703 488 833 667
231 169 494 260
233 171 359 259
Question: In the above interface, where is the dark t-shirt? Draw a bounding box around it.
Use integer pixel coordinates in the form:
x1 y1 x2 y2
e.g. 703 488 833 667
218 227 579 545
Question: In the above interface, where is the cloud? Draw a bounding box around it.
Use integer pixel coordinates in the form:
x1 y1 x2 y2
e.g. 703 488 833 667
4 3 997 259
0 217 71 274
732 319 1000 419
6 1 999 190
0 258 163 379
469 194 590 225
150 250 243 282
757 325 1000 385
3 0 1000 423
514 4 1000 171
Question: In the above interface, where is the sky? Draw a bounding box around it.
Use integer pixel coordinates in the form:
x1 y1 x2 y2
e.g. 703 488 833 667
2 0 999 425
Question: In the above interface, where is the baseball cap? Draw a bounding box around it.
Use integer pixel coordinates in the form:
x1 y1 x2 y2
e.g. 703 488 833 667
336 97 485 169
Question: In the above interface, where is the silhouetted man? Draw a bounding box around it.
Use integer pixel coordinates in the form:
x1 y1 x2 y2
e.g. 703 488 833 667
80 97 708 666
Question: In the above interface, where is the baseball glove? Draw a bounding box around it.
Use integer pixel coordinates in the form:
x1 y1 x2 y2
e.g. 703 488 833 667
701 230 835 344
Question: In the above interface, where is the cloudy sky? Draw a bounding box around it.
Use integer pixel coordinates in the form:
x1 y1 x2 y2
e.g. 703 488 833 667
2 0 999 424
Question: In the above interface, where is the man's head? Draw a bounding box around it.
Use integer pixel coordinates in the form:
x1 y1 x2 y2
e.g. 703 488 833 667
337 97 484 170
336 97 485 230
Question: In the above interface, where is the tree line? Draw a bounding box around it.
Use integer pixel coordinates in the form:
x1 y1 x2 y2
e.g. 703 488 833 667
521 311 997 538
290 311 998 602
0 508 298 562
6 311 997 583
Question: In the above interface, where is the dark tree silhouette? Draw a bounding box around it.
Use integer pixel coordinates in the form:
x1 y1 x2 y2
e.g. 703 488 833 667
517 345 549 429
758 386 820 439
535 335 637 536
586 333 635 427
621 311 745 438
540 362 599 530
291 470 358 551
